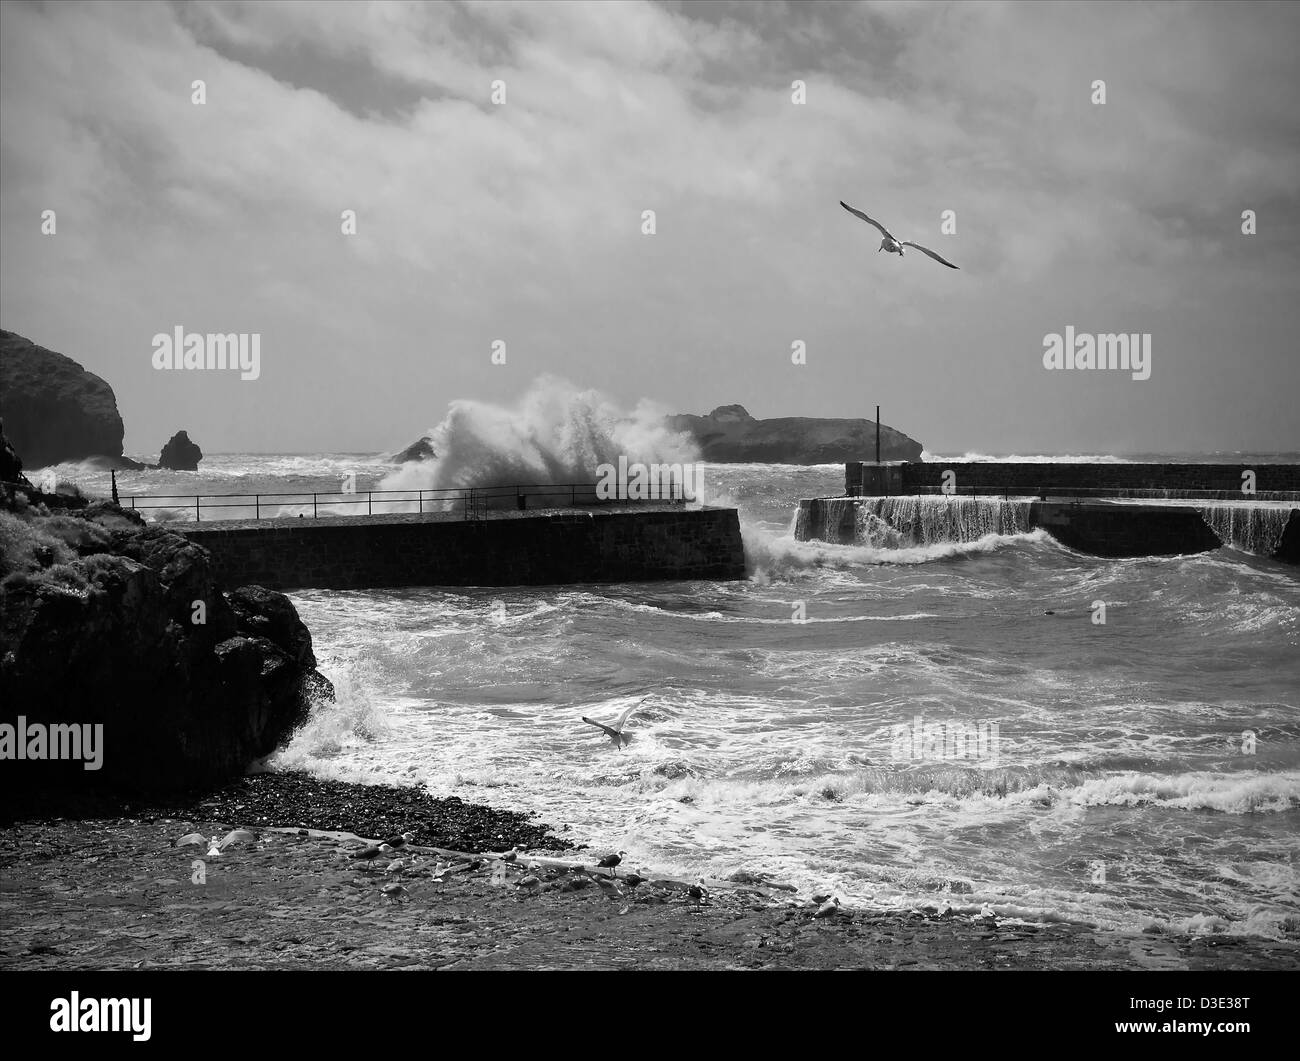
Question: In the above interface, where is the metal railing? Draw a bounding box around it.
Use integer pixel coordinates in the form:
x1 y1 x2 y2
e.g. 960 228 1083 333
101 481 693 523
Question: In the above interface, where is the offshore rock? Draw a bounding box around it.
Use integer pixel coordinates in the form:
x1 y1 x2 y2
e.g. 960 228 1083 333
667 404 923 464
157 430 203 471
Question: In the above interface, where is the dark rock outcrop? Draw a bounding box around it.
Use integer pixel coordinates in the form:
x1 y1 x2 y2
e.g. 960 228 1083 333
0 330 125 468
0 468 332 794
158 430 203 471
667 404 924 464
0 418 32 489
393 437 436 462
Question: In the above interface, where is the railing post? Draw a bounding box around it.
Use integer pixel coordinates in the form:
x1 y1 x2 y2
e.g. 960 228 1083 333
256 495 260 520
196 496 200 522
368 492 372 516
313 493 318 518
419 489 423 514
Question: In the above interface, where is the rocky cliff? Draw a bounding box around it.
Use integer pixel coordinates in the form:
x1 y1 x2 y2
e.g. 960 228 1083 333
0 418 31 489
0 430 331 794
667 404 923 464
0 330 126 468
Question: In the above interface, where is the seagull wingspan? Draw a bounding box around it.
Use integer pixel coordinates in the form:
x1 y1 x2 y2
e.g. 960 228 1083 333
901 241 959 269
612 698 646 732
581 716 621 740
839 201 894 241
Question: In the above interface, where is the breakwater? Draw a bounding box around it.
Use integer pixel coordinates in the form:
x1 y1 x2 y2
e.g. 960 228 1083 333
180 505 746 590
795 495 1300 562
846 461 1300 500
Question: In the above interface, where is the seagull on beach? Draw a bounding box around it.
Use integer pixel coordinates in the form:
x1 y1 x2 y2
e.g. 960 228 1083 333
597 851 627 877
582 699 646 749
382 832 415 852
350 842 394 869
839 201 959 270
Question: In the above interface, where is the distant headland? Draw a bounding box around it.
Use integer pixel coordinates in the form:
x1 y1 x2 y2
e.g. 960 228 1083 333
665 404 923 464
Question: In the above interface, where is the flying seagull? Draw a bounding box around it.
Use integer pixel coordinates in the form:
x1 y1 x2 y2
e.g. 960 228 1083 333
839 201 959 270
582 699 646 749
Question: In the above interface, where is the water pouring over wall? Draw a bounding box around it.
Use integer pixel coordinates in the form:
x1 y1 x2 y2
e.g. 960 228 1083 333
1197 504 1295 556
795 496 1033 547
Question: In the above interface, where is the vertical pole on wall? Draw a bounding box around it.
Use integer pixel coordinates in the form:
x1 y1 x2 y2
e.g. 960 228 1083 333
875 405 881 466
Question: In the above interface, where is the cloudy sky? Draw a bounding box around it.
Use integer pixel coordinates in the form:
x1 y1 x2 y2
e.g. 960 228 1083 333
2 0 1297 456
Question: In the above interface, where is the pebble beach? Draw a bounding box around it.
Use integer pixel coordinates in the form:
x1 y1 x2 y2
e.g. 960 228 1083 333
2 773 1294 972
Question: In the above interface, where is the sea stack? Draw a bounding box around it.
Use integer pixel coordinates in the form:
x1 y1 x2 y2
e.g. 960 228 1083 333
158 430 203 471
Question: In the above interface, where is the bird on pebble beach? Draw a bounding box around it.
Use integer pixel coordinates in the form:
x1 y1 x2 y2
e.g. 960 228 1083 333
501 846 521 863
385 859 405 877
622 872 647 888
814 897 841 919
516 875 542 897
382 832 415 851
688 879 709 903
350 842 394 869
597 851 627 877
581 699 646 749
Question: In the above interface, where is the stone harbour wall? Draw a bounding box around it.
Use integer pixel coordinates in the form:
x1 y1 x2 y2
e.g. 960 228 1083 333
180 507 747 590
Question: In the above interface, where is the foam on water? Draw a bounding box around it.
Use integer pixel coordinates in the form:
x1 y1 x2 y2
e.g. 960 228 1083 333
47 444 1295 939
376 375 699 497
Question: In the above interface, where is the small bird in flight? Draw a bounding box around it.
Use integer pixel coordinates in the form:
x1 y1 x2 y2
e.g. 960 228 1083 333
839 201 959 270
582 699 646 749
